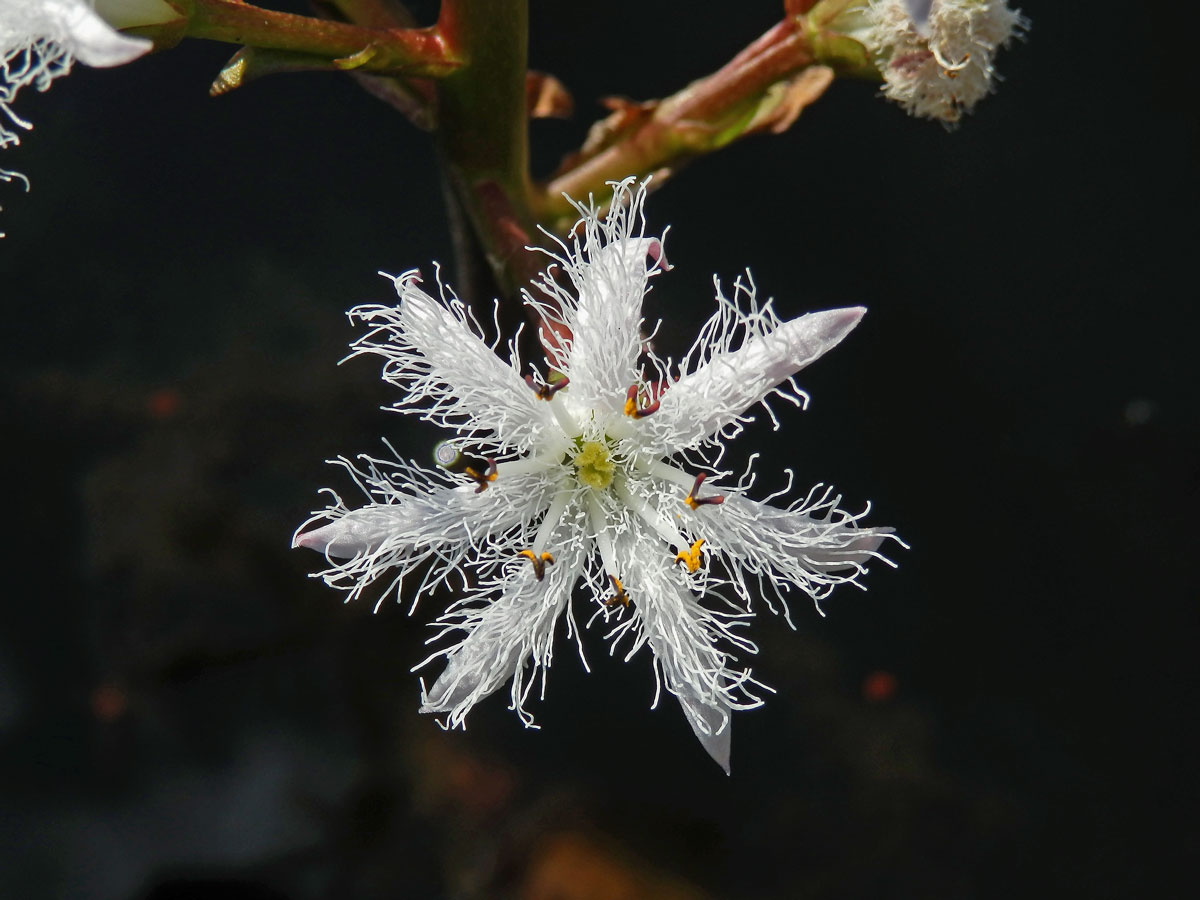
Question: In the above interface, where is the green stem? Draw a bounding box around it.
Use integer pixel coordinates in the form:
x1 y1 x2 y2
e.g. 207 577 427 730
434 0 536 299
184 0 460 76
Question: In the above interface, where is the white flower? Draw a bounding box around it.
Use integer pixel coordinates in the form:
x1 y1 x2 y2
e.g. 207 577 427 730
864 0 1027 123
294 178 901 773
2 0 173 229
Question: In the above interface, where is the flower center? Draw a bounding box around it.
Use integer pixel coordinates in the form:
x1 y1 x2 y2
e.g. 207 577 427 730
573 440 614 490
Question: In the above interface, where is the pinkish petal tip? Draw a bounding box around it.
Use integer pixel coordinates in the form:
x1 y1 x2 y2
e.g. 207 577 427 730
810 306 866 346
292 521 354 556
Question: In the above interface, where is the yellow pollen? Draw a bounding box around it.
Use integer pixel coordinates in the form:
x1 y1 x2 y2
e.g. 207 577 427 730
573 440 614 490
675 539 706 573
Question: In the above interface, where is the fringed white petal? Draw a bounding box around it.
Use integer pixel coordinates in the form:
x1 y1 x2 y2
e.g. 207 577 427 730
689 486 902 624
679 690 732 776
559 234 663 415
48 0 151 67
599 519 764 772
3 0 147 179
525 177 667 417
350 271 554 455
93 0 180 32
292 505 411 559
418 498 590 728
645 298 864 455
295 451 557 610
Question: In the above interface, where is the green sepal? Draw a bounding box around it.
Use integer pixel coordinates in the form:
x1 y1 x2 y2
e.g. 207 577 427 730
808 29 876 78
210 47 340 95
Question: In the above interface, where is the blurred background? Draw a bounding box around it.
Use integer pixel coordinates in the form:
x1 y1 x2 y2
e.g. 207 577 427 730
1 1 1195 897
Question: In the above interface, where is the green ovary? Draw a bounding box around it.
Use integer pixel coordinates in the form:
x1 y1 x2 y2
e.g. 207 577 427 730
573 440 615 490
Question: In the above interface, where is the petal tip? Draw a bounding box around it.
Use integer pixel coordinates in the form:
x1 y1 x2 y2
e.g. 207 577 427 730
292 521 355 556
291 527 323 551
834 305 867 329
682 698 732 774
812 306 866 347
703 727 732 775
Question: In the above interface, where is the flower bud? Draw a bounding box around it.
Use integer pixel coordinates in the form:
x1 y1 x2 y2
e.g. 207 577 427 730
862 0 1028 123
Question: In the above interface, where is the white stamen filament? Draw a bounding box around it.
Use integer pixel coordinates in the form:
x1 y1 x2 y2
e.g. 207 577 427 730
605 413 635 442
547 393 579 439
585 492 621 582
636 457 701 491
497 454 559 478
614 476 687 554
533 481 573 556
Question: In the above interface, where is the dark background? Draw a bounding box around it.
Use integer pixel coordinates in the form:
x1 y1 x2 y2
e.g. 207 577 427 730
1 1 1195 897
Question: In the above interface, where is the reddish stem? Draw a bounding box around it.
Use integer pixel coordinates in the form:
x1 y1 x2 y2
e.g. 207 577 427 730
186 0 460 75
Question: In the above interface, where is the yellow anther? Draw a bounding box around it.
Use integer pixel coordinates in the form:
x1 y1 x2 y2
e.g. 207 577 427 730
519 549 555 581
605 575 629 608
674 539 706 573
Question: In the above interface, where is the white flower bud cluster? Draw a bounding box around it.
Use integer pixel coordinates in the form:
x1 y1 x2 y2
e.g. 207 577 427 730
864 0 1027 123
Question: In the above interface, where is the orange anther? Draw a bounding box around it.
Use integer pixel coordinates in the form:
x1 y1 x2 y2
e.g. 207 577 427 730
605 575 630 608
518 549 555 581
464 458 498 493
674 539 706 573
